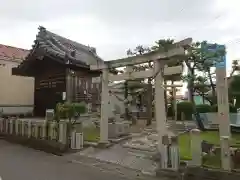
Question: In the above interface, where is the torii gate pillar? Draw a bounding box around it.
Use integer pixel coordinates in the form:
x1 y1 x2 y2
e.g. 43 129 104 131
216 57 231 170
100 68 109 143
154 60 168 168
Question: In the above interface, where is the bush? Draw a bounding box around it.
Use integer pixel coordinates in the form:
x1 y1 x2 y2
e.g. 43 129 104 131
55 102 87 120
196 104 212 113
177 101 194 120
210 103 237 113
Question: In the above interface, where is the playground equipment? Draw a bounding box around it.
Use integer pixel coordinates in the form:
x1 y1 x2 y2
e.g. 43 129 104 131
91 38 192 169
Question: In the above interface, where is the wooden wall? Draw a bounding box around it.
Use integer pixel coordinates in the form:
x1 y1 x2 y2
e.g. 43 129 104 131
34 57 66 116
71 69 101 112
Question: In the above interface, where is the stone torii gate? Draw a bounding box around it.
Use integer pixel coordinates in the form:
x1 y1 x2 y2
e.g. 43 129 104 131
91 38 192 166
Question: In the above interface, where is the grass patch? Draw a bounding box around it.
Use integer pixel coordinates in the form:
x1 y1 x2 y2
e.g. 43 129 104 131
82 127 100 142
74 123 99 142
179 131 240 161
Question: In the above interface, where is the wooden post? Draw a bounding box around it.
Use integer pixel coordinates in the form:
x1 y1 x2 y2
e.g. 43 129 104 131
100 68 109 144
190 129 202 166
154 60 168 168
66 68 73 103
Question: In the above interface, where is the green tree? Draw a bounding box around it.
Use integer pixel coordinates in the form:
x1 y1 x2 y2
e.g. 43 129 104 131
183 41 227 105
151 39 183 120
127 39 181 124
55 102 86 147
126 45 152 125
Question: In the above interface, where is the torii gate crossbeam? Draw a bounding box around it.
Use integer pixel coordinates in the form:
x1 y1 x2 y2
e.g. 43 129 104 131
91 38 192 168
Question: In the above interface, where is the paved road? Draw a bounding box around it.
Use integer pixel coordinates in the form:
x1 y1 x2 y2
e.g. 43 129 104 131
0 140 160 180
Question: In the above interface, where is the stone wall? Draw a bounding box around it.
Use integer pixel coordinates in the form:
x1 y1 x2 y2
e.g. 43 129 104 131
184 167 240 180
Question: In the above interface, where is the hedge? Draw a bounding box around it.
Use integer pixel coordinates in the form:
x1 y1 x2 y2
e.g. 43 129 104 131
195 104 212 113
210 103 237 113
177 102 194 120
167 102 238 121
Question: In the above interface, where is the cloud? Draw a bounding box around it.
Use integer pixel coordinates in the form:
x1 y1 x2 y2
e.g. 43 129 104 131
0 0 240 65
0 0 218 26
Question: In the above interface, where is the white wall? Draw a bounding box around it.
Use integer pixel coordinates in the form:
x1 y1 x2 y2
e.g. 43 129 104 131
0 59 34 115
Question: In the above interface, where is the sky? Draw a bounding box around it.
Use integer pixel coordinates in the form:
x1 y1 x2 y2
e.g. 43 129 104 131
1 0 240 74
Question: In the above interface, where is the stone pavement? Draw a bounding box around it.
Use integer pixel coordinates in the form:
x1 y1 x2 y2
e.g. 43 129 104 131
68 120 196 177
71 144 158 176
0 140 161 180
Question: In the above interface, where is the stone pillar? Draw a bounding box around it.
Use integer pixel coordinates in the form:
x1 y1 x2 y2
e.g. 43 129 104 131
154 60 168 167
50 122 56 140
100 68 109 144
75 133 83 149
220 136 231 171
173 87 177 121
28 121 32 138
169 136 180 171
162 135 169 168
9 119 13 134
71 130 76 149
15 120 19 135
215 53 231 171
21 121 25 136
42 122 47 139
216 54 230 137
108 92 114 119
5 119 9 134
0 119 3 133
59 122 67 144
190 129 202 166
35 124 39 138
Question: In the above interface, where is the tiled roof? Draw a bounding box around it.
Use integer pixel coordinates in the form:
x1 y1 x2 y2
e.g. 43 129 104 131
26 26 103 66
0 44 29 62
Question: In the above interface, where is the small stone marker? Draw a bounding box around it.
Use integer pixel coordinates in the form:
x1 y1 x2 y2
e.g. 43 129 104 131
190 129 201 166
220 136 231 171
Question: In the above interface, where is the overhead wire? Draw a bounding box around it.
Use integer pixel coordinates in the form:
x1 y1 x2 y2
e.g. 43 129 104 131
110 9 231 109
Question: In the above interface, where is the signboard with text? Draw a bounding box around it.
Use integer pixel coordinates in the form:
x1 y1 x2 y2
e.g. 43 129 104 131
201 43 226 68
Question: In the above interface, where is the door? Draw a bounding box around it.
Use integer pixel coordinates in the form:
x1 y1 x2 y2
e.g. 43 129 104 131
34 88 62 117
